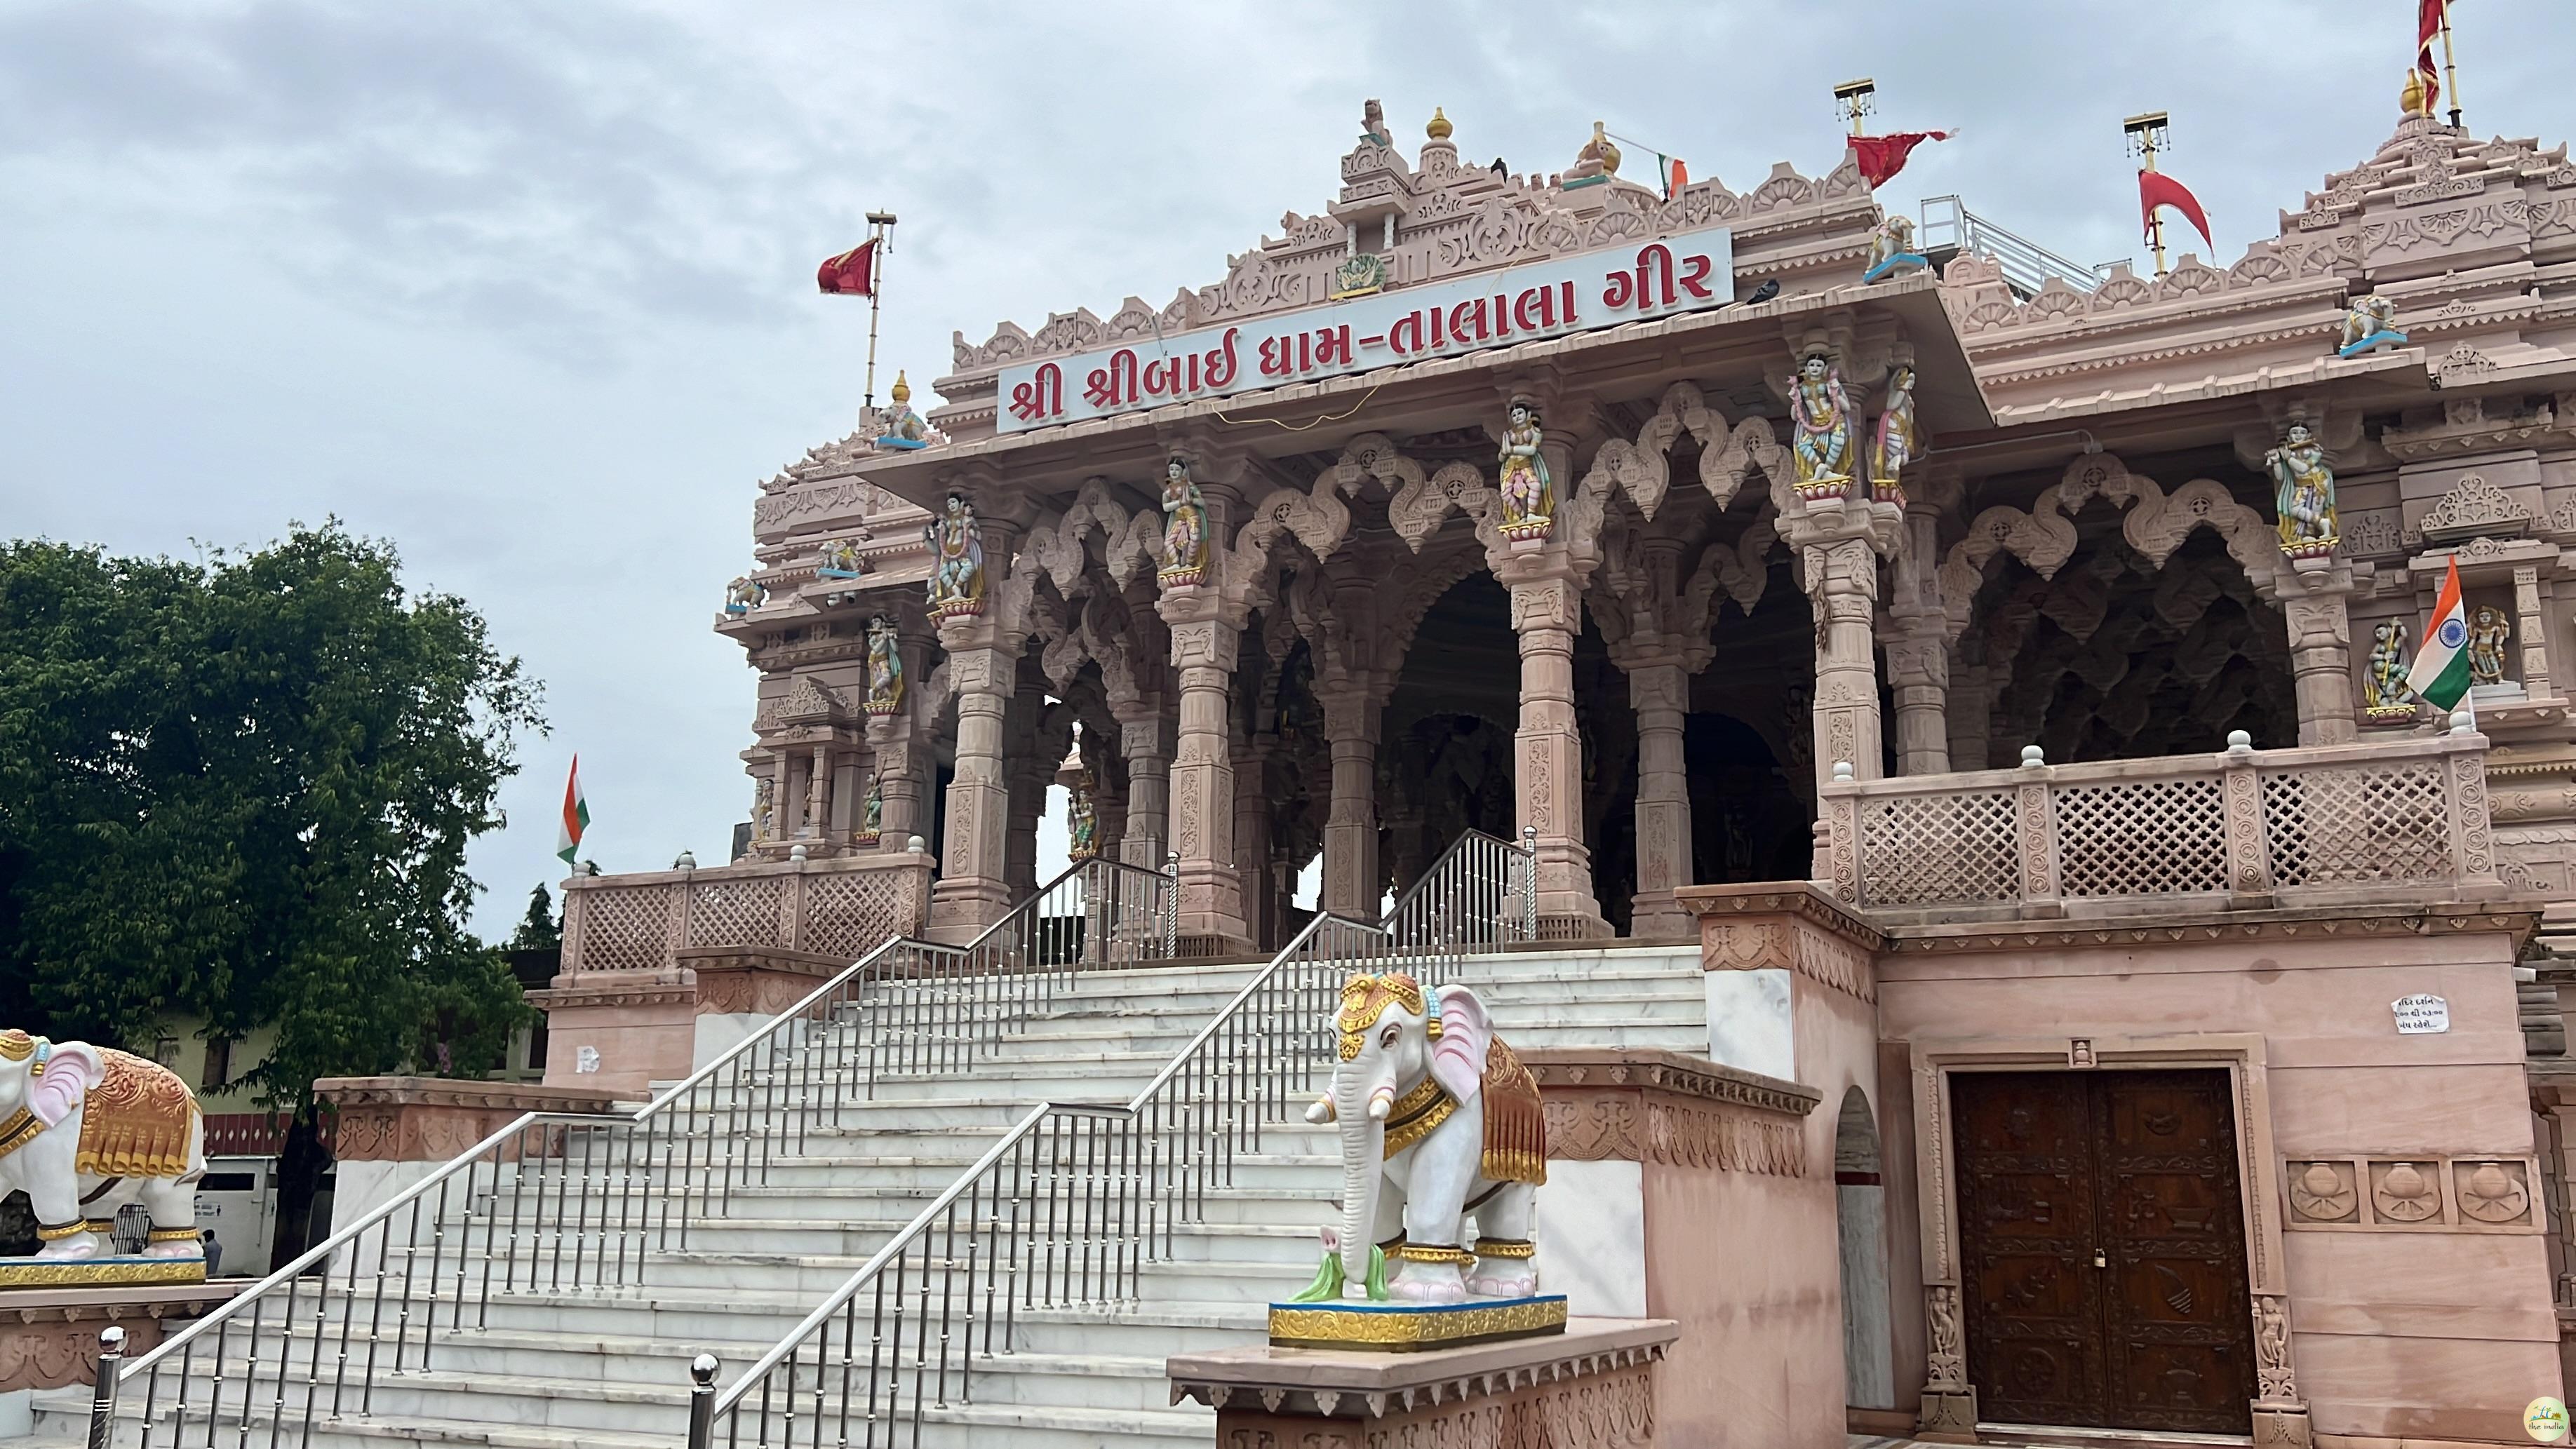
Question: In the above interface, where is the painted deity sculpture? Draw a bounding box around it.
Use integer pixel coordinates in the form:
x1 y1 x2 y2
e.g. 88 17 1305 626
2365 619 2418 722
2470 605 2511 685
0 1030 206 1263
751 777 774 842
2265 424 2338 560
1158 456 1211 589
2338 294 2408 358
1295 972 1545 1305
1862 213 1928 283
923 494 986 619
864 615 904 715
1066 771 1099 861
1789 353 1856 501
873 370 930 450
855 774 883 845
723 575 766 615
1494 399 1555 545
817 537 866 579
1871 363 1920 506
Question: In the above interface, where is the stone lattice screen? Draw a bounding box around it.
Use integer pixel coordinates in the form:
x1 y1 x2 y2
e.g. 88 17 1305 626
1824 732 2500 924
559 852 933 972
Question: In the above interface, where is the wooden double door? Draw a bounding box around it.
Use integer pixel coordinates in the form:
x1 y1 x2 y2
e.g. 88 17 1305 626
1951 1069 2255 1434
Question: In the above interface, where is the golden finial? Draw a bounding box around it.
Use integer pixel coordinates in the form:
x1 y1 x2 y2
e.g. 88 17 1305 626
1426 107 1452 141
890 369 911 405
0 1030 29 1063
1583 120 1621 175
2400 66 2430 119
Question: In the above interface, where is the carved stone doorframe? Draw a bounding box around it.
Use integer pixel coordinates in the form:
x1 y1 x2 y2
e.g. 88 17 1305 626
1906 1032 2309 1448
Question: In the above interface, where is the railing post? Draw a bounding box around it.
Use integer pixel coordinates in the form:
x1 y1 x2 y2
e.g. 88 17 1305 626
1519 826 1538 942
664 875 690 972
86 1325 123 1449
2220 730 2276 908
686 1352 718 1449
2442 712 2503 895
1162 851 1181 959
2014 746 2065 920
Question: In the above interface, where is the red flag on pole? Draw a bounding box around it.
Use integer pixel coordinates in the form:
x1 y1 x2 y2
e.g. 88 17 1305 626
2415 0 2447 113
1849 130 1953 190
817 240 877 296
2138 170 2215 252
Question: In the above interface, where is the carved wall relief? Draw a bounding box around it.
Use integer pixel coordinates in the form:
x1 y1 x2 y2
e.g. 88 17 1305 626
2283 1154 2538 1230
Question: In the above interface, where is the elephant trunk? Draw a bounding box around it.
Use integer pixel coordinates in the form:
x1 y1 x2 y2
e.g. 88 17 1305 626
1334 1068 1386 1288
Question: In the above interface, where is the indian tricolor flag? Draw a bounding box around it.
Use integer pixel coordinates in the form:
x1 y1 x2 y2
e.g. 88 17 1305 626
556 756 591 868
2406 558 2474 711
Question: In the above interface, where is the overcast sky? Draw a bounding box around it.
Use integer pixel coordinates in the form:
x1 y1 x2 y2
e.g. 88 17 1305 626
5 1 2568 941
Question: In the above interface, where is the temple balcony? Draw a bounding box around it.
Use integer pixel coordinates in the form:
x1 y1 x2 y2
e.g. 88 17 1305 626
1816 722 2503 926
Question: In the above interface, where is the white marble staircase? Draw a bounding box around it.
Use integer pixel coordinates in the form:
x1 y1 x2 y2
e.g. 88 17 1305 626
35 945 1710 1449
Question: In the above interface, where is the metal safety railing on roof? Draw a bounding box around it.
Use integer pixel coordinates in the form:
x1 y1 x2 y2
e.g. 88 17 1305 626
1919 195 2124 297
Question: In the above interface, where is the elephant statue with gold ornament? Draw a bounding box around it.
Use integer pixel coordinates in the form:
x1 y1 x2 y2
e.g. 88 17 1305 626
1294 973 1546 1305
0 1030 206 1262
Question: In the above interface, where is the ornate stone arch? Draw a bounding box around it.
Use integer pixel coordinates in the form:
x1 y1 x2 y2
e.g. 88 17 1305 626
1387 459 1503 555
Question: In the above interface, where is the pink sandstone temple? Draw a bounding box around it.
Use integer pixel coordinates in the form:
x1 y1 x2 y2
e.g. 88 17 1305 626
498 85 2576 1449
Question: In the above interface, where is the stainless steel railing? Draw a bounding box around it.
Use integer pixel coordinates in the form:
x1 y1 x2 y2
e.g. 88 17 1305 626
702 828 1535 1448
90 852 1178 1448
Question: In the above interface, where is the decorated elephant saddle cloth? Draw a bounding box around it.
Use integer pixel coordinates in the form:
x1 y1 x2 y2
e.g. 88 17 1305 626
1477 1037 1548 1187
76 1049 199 1179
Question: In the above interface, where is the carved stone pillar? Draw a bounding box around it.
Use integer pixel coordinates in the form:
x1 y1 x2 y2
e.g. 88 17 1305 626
1628 659 1693 938
1320 689 1382 919
805 743 829 839
928 633 1018 941
1165 614 1250 952
1886 634 1951 776
1003 707 1047 902
1231 741 1275 950
1783 501 1901 785
2516 564 2556 700
1503 565 1608 938
1944 653 1991 774
2265 563 2359 748
1115 705 1172 868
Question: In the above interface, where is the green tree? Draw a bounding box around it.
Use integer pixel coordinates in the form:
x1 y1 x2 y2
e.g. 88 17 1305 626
0 524 544 1260
507 883 561 950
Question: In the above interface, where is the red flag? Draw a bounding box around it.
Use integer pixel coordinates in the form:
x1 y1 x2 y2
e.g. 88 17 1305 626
2138 170 2215 252
817 239 876 296
2416 0 2446 113
1849 130 1952 190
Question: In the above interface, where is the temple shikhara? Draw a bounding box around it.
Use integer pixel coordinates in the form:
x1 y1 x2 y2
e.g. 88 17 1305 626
48 58 2576 1449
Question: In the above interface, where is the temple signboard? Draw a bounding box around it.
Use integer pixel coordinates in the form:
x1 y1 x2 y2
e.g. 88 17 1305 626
998 227 1734 432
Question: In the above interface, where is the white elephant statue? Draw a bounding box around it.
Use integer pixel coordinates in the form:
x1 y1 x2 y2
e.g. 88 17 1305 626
1296 972 1546 1305
0 1030 206 1260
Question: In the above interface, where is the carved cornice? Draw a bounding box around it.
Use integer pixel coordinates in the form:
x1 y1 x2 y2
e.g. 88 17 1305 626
1521 1048 1820 1119
1167 1319 1678 1419
1881 901 2542 954
1670 881 1886 952
310 1076 634 1116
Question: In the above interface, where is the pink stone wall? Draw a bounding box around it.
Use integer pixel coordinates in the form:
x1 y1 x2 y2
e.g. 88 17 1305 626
1877 923 2561 1443
1644 1159 1846 1449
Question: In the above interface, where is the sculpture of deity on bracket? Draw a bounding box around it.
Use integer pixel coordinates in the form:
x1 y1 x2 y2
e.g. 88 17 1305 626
872 370 931 450
1495 397 1555 546
923 494 986 619
2364 619 2417 724
2265 422 2337 560
1159 455 1212 590
751 777 774 841
1870 363 1920 508
1862 213 1928 283
854 773 883 846
864 615 905 715
1789 350 1856 502
2338 294 2408 358
1066 770 1099 861
723 575 767 616
2469 605 2512 686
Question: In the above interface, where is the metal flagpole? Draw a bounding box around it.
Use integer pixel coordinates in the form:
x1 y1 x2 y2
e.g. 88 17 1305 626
863 210 897 410
2439 4 2463 130
2125 112 2173 278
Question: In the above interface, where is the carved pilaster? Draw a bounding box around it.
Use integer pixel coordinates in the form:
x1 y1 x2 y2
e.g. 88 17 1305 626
1784 500 1901 787
927 629 1019 941
1319 686 1383 918
2514 564 2556 701
2262 563 2359 747
1114 705 1172 868
1161 608 1249 952
1501 563 1608 938
1628 659 1693 936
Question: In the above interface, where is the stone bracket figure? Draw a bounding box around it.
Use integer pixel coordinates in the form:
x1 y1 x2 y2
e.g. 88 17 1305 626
817 537 868 579
854 773 883 846
1871 363 1920 508
864 615 906 716
871 370 932 450
2363 619 2418 724
2469 605 2511 687
1158 454 1212 590
1790 349 1856 503
2266 423 2338 561
1862 213 1928 284
924 494 987 619
1495 398 1555 547
723 575 767 616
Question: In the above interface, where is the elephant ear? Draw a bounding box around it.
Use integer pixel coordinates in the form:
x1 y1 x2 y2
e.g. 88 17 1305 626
1430 987 1492 1105
29 1042 106 1127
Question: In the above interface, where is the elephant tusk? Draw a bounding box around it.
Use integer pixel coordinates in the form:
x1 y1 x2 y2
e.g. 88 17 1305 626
1367 1086 1395 1121
1305 1094 1336 1124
